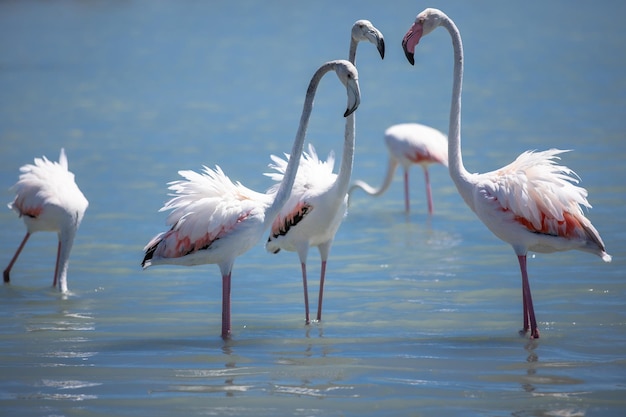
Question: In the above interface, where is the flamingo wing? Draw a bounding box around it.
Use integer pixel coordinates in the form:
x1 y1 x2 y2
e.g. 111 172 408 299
265 144 336 241
384 123 448 167
480 149 604 246
10 150 78 217
144 165 269 261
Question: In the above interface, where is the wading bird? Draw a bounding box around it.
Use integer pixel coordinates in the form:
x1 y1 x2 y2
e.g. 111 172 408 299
142 60 361 339
348 122 447 214
402 8 611 338
4 148 88 293
265 20 384 324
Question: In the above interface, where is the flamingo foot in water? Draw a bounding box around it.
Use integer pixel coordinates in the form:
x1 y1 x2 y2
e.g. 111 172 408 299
518 328 540 339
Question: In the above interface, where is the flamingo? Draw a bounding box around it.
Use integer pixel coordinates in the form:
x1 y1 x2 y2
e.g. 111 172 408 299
264 20 384 324
141 60 361 339
4 148 89 293
348 122 448 214
402 8 612 339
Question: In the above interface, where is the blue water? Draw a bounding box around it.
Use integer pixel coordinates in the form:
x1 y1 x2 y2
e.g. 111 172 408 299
1 1 625 416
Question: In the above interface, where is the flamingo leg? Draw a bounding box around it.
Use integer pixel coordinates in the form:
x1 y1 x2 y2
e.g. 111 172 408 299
521 280 529 334
517 255 540 339
4 232 31 283
221 272 232 339
403 168 411 214
301 263 311 325
423 166 433 215
52 240 62 289
316 260 328 322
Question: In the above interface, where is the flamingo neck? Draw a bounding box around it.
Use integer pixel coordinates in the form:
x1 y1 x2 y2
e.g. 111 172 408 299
332 36 360 201
333 110 356 199
349 156 398 197
55 226 78 293
265 62 336 226
441 15 474 208
348 38 358 64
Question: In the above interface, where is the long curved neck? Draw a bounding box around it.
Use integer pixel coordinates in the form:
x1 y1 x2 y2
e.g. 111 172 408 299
333 37 360 198
334 109 356 197
348 156 398 197
441 15 474 207
264 63 336 226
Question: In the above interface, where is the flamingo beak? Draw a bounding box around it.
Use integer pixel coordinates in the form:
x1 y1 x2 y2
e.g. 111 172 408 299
367 29 385 60
344 79 361 117
402 22 423 65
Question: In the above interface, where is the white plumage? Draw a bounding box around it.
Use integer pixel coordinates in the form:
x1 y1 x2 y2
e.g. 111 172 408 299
264 20 384 324
402 8 611 338
349 122 448 214
141 60 361 338
4 148 88 293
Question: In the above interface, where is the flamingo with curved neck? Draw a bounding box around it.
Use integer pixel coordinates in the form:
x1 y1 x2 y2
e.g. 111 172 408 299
265 20 384 324
142 60 361 339
4 148 88 293
348 122 448 214
402 8 611 338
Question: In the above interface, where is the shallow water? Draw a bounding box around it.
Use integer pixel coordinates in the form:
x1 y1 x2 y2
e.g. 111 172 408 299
1 1 625 416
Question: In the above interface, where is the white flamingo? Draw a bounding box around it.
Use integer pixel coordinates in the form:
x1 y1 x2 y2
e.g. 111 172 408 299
402 8 611 338
349 122 448 214
141 60 361 339
4 148 88 293
264 20 384 324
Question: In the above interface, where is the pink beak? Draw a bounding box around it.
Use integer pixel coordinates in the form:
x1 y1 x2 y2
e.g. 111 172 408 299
402 22 424 65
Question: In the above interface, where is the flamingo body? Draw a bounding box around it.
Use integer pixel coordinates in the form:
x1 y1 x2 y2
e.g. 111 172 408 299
142 60 361 338
143 166 272 269
349 122 447 213
469 149 610 260
266 145 345 256
402 8 611 338
4 148 88 292
264 20 384 324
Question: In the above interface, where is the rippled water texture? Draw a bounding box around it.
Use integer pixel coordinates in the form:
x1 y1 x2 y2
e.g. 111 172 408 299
1 1 625 416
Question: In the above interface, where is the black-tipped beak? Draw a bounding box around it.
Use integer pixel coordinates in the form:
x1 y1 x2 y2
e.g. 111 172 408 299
344 105 357 118
402 38 415 65
404 50 415 65
344 79 360 117
377 37 385 60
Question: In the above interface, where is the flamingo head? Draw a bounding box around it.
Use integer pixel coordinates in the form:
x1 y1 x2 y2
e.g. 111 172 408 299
402 8 446 65
333 60 361 117
352 19 385 59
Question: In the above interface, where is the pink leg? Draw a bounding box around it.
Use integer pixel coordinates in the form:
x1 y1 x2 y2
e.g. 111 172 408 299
521 280 529 333
4 232 31 283
403 169 410 214
221 272 232 339
301 263 310 325
316 260 327 322
517 255 539 339
423 166 433 215
52 241 61 288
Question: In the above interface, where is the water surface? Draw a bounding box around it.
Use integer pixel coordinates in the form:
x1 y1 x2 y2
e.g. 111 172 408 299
1 1 625 416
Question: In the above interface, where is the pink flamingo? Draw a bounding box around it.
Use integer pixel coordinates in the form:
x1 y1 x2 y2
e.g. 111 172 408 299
141 60 361 339
402 8 612 338
4 148 88 293
349 122 447 214
264 20 384 324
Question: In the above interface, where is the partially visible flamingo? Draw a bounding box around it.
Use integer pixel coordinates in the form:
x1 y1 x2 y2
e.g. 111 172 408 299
402 8 611 339
348 122 447 214
264 20 384 324
141 60 361 339
4 148 88 293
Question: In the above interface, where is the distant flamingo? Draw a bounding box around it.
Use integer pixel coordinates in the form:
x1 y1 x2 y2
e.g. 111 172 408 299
141 60 361 339
4 148 88 293
348 122 447 214
402 8 612 338
265 20 384 324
